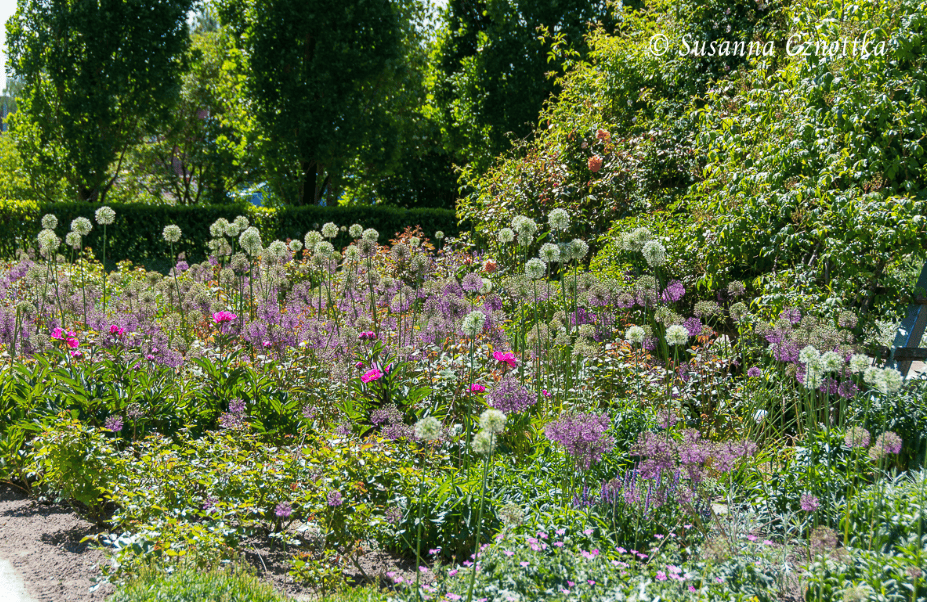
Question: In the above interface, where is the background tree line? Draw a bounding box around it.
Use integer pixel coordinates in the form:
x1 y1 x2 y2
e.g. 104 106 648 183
0 0 619 209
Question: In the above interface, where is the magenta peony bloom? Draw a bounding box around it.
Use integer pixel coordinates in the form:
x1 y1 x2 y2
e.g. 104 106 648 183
361 368 383 383
212 311 237 324
493 350 517 368
469 383 486 393
66 337 79 349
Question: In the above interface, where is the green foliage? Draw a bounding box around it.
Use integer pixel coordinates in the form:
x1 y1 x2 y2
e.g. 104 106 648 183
5 0 194 202
0 200 462 267
109 562 294 602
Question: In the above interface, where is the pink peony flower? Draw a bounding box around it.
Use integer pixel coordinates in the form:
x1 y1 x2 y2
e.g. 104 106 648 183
493 351 517 367
51 327 65 340
361 369 383 383
66 337 79 349
469 383 486 393
212 311 237 324
542 389 551 397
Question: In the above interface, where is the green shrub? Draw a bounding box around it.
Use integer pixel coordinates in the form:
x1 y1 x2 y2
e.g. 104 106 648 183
108 563 292 602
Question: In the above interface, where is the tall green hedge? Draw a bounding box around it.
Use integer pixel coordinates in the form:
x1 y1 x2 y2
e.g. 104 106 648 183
0 200 463 268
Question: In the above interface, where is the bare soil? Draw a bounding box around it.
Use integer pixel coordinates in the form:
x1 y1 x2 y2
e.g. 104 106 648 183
0 483 114 602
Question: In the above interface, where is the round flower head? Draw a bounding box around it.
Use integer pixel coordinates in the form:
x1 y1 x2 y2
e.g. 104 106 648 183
665 324 689 346
162 224 182 243
41 214 58 230
38 229 60 252
304 230 322 248
623 227 652 252
349 224 363 238
461 310 487 337
641 240 666 267
210 218 229 238
540 243 560 263
363 228 379 242
95 206 115 225
322 222 339 238
65 231 82 249
275 502 292 518
390 243 411 263
727 280 746 296
844 427 870 448
288 239 303 253
480 278 492 294
525 258 547 280
479 409 506 434
408 236 420 248
473 430 494 455
882 368 903 393
798 346 821 365
266 240 289 261
626 325 645 344
588 155 603 172
849 354 870 374
497 228 515 244
548 208 570 231
569 239 589 261
863 366 885 390
414 416 442 441
800 494 820 512
343 245 360 261
435 230 445 240
729 302 748 322
314 241 335 259
233 215 250 231
71 217 92 236
225 222 240 238
239 227 263 256
821 351 843 372
512 215 538 239
874 431 902 455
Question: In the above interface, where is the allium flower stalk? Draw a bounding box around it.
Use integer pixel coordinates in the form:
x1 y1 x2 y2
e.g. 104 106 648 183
548 208 570 232
642 240 666 267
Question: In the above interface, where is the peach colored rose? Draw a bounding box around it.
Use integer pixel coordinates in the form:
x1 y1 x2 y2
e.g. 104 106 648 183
588 155 603 173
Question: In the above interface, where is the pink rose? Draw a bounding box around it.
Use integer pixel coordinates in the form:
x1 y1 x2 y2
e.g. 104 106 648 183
66 337 79 349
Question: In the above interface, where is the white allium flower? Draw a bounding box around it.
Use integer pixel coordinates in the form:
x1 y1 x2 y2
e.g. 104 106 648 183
821 351 843 372
233 215 249 231
665 324 689 346
225 223 240 238
525 258 547 280
363 228 379 241
41 214 58 230
322 222 339 238
626 325 646 344
349 224 363 238
435 231 445 240
540 243 561 263
798 345 821 365
72 217 92 236
863 366 884 389
409 237 421 248
94 206 115 225
849 354 871 374
623 227 652 252
512 216 538 241
65 231 82 249
480 278 493 294
38 229 60 251
304 231 323 248
882 368 903 393
210 218 230 238
162 225 182 243
497 228 515 244
479 409 506 434
314 241 335 258
289 240 303 253
239 227 263 256
266 240 289 260
343 245 360 261
569 239 589 261
804 367 823 390
578 324 596 338
461 310 487 337
548 208 570 231
472 430 494 455
642 240 666 267
414 416 442 441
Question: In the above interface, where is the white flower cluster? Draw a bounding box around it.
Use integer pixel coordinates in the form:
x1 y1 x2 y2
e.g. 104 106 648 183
461 310 487 337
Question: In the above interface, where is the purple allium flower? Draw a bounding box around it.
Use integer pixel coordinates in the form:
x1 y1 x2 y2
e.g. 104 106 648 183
780 308 802 325
661 280 685 303
747 366 762 378
487 374 536 414
385 506 402 524
327 490 343 507
544 412 614 470
657 409 678 429
104 415 123 432
275 502 292 518
461 272 483 293
683 317 702 338
800 494 820 512
873 431 902 455
174 260 189 273
844 427 870 448
837 380 858 399
203 496 217 512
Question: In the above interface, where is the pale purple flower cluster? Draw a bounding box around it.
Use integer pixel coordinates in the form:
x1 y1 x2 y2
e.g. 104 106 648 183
633 429 756 485
800 494 820 512
219 398 246 429
327 490 343 507
275 502 292 518
661 280 685 303
544 413 615 470
487 374 536 414
104 415 124 433
683 317 702 337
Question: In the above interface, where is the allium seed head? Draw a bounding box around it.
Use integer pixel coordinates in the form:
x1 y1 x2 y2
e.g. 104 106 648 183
525 258 547 280
642 240 666 267
41 214 58 230
497 228 515 244
363 228 379 242
849 354 870 374
322 222 339 238
71 217 92 236
548 208 570 231
626 325 645 344
414 416 442 441
95 206 115 225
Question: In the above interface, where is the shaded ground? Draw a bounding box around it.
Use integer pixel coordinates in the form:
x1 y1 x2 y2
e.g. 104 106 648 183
0 483 114 602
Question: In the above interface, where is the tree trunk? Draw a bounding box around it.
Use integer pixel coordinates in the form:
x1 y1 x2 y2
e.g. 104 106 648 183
300 159 317 206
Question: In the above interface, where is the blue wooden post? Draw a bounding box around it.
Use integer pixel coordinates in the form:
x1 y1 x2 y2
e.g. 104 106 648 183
889 261 927 376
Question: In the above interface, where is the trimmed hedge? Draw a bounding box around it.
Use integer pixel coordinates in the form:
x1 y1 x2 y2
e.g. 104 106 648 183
0 200 462 269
